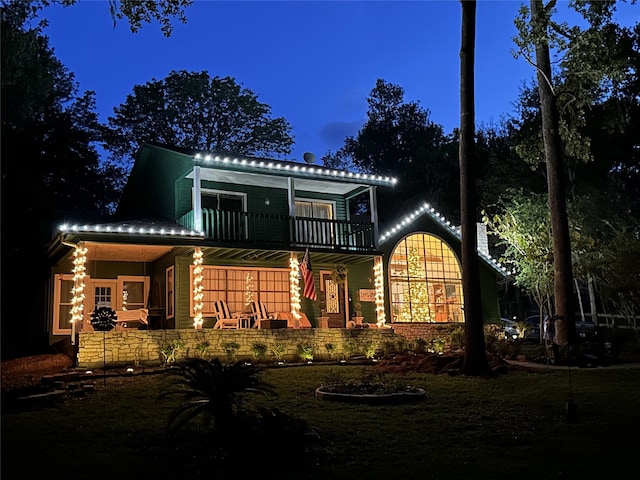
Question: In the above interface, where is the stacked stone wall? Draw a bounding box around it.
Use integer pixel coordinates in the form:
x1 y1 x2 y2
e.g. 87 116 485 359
77 328 400 368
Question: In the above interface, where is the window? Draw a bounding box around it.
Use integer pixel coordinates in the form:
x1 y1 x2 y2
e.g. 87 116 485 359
53 274 75 335
190 266 290 318
117 276 149 311
389 233 464 323
295 199 335 245
166 266 175 319
201 190 246 211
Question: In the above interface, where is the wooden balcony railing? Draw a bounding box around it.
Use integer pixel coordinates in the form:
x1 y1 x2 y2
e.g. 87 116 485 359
177 209 376 251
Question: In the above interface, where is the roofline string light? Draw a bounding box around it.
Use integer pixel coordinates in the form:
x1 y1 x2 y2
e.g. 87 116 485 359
378 202 512 276
193 153 397 186
58 224 204 237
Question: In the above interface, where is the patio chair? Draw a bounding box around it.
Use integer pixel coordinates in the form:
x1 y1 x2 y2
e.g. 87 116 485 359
213 300 239 329
250 301 275 328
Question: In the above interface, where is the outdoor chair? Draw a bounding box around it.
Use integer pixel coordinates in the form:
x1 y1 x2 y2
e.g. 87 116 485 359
250 301 275 328
212 300 239 329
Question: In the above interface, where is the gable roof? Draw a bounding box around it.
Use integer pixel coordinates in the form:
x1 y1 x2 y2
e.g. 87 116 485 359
379 201 512 278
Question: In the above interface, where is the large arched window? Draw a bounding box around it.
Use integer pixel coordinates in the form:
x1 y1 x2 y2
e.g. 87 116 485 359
389 233 464 323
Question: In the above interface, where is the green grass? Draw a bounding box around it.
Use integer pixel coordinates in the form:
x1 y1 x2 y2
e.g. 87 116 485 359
3 364 640 479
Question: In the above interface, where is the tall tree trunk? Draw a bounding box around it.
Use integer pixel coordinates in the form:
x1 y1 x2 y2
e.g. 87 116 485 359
530 0 576 346
459 0 490 375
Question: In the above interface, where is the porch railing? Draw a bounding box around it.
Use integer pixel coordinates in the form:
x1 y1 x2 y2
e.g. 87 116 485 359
177 209 375 251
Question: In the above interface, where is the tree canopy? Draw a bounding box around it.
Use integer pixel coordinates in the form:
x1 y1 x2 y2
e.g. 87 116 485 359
322 79 458 223
1 1 124 356
104 71 295 170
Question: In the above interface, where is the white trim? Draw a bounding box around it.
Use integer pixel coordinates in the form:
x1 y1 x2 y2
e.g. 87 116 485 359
166 265 175 320
53 273 74 336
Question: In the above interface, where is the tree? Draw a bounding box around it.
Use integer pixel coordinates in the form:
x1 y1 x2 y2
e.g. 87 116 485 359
527 0 576 346
1 2 123 356
104 71 294 170
459 0 490 375
322 79 458 223
513 0 639 345
39 0 193 37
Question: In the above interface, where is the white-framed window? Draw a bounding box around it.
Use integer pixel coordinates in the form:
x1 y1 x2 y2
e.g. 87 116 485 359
166 266 175 320
389 233 464 324
189 266 290 318
295 198 335 245
53 273 75 335
117 276 149 311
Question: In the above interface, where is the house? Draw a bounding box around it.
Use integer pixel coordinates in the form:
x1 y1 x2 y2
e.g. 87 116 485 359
44 143 510 367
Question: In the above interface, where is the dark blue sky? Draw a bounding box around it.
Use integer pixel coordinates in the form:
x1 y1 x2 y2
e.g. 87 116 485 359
42 0 638 163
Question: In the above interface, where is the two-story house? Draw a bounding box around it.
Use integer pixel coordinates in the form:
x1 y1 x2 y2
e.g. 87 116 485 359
45 143 509 366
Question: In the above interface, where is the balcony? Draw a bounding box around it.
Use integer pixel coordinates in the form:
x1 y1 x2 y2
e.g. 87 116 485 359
178 208 376 251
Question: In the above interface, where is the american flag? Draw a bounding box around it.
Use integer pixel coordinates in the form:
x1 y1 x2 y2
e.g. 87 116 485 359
299 248 317 301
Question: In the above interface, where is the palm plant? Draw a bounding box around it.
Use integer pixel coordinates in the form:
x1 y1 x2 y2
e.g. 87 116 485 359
160 358 277 432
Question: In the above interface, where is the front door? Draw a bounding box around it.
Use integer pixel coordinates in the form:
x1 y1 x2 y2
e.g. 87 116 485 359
320 271 346 327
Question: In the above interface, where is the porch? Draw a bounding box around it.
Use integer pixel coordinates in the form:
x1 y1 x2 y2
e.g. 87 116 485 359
177 209 376 251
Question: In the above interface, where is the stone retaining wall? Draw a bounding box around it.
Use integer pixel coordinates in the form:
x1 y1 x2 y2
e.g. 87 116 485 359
77 328 400 368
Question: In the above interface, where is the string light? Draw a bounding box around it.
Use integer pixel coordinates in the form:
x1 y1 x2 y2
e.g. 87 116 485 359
289 253 301 320
70 246 88 327
373 257 386 327
58 224 203 237
192 247 204 329
378 201 510 277
193 152 397 186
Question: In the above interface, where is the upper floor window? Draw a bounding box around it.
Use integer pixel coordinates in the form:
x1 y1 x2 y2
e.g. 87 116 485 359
200 189 246 212
295 199 333 220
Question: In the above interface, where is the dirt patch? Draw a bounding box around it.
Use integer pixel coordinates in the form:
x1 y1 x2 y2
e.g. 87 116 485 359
1 354 74 392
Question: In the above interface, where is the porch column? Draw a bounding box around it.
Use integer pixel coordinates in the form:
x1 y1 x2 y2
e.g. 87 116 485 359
192 247 204 328
369 186 379 249
289 252 301 319
193 166 202 233
373 255 386 327
70 243 88 345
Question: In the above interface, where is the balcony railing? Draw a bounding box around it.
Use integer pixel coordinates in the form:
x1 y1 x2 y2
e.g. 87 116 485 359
177 208 376 251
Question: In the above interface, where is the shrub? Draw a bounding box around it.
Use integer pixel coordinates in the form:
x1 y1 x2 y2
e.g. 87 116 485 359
160 339 185 366
194 341 210 359
450 327 465 347
271 343 286 361
297 342 315 362
222 342 241 362
413 337 428 353
427 337 446 355
324 343 336 359
342 340 358 359
362 340 378 359
250 342 268 361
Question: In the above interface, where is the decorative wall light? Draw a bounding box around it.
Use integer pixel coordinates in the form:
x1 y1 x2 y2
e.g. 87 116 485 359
264 197 271 206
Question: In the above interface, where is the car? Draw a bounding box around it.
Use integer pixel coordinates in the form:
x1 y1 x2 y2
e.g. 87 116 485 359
499 317 520 340
522 315 546 342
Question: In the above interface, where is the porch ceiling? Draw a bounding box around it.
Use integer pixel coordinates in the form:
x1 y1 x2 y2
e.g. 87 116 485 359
196 246 378 266
84 242 174 262
187 169 370 196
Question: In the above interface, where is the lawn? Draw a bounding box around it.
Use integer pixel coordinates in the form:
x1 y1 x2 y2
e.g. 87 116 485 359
2 362 639 480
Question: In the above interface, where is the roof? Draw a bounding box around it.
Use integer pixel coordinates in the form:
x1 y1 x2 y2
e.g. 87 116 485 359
379 201 512 278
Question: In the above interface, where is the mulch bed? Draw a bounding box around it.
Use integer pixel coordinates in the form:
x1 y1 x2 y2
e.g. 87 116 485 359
372 352 517 375
1 353 74 393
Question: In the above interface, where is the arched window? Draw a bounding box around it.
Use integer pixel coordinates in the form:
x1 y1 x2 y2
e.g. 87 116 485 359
389 233 464 323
